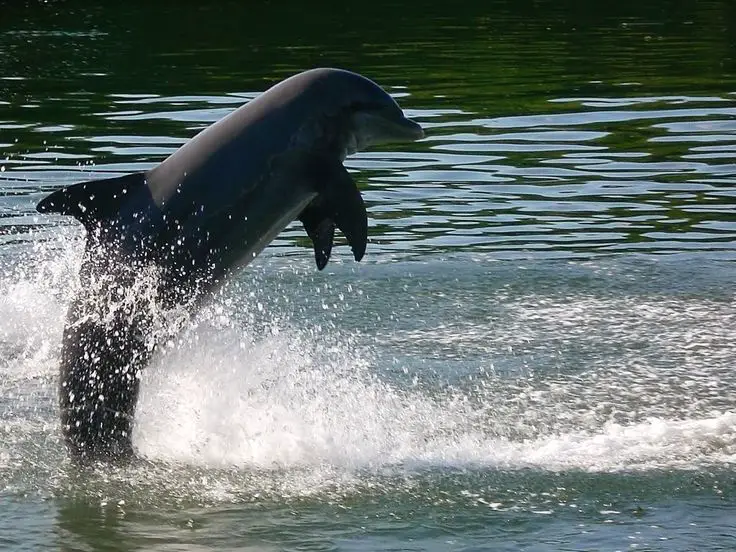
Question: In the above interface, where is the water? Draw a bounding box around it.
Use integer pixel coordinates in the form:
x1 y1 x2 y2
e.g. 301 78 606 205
1 0 735 549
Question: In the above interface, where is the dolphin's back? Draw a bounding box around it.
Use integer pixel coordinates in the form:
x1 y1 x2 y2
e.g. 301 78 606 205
116 91 303 245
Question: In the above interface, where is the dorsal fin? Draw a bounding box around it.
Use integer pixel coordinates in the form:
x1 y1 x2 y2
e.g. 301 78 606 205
37 173 146 231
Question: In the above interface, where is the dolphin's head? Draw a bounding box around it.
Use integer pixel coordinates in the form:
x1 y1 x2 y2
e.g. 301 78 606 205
285 68 424 159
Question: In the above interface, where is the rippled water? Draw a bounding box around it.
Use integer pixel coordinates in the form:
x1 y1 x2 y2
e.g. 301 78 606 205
1 1 736 550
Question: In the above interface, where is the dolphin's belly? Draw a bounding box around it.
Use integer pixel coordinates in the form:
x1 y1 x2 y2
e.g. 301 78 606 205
199 175 318 279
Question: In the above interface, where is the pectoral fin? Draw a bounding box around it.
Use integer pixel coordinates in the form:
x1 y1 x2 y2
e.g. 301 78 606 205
299 159 368 269
327 164 368 263
299 205 336 270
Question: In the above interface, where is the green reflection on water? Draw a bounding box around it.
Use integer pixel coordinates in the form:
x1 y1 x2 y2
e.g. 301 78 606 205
1 0 735 257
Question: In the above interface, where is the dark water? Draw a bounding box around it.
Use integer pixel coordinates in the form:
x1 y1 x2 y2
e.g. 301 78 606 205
1 1 735 550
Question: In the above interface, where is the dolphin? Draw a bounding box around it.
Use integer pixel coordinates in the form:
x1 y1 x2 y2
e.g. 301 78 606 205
36 68 423 462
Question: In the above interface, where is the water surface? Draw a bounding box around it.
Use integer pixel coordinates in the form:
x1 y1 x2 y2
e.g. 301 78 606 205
1 1 735 550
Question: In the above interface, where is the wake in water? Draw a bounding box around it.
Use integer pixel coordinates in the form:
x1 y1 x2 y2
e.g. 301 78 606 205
1 234 735 498
134 306 736 474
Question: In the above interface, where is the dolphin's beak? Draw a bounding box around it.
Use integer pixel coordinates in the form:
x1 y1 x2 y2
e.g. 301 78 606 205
394 116 425 141
353 110 424 148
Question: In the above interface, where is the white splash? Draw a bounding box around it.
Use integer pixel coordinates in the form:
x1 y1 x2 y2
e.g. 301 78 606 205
134 304 736 474
1 241 735 491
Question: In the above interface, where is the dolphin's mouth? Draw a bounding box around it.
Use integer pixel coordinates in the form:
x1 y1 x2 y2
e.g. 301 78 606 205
377 113 424 142
350 110 424 154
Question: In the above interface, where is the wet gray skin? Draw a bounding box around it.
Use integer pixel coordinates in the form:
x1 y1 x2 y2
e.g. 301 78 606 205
36 68 423 462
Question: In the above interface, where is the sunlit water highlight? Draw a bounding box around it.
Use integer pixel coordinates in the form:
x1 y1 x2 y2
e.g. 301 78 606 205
1 235 735 549
2 238 735 476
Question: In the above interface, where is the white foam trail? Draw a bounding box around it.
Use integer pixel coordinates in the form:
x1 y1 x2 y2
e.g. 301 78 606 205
0 234 81 381
510 413 736 471
135 308 736 474
0 277 63 381
135 315 435 469
0 236 81 475
2 240 735 486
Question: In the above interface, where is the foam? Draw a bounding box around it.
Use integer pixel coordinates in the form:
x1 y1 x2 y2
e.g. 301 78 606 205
1 241 734 491
134 304 736 474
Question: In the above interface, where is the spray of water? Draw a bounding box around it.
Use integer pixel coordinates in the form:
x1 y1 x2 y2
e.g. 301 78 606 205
1 233 735 500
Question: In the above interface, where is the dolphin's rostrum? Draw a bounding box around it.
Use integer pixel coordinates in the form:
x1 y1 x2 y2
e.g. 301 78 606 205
36 68 423 462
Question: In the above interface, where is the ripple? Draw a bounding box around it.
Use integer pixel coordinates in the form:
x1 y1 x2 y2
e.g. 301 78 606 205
1 83 735 260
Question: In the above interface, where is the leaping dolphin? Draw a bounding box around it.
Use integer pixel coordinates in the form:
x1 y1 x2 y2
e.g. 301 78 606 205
36 68 423 462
